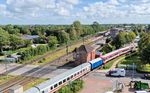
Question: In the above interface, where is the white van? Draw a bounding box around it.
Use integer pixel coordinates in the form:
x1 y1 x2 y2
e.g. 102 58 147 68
106 68 126 77
135 91 147 93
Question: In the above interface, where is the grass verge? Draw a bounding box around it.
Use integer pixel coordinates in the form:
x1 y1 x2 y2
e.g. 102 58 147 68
101 55 126 70
23 78 47 91
0 75 14 84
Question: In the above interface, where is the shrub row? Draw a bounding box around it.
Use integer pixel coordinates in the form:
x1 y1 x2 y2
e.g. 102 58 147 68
19 45 50 61
57 79 84 93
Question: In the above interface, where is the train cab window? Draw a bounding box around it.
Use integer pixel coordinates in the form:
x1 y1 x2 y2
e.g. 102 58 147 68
59 81 62 85
63 79 66 83
54 84 57 88
50 86 53 90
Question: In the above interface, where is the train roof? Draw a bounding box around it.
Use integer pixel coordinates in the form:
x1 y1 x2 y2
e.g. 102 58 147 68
24 63 90 93
102 46 132 58
89 58 102 64
24 87 39 93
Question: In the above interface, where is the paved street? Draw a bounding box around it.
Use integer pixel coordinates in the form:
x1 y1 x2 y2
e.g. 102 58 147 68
80 70 150 93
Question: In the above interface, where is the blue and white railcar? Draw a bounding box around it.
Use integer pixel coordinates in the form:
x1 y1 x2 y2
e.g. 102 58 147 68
24 63 91 93
89 58 103 70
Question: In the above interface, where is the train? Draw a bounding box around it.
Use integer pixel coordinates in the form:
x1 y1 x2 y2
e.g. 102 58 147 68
24 45 135 93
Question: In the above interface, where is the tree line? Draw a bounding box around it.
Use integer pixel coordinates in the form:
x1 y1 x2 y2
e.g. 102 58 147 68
101 31 136 54
0 21 106 55
138 32 150 64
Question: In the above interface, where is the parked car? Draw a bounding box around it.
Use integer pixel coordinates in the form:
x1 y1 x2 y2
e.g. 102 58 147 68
144 74 150 79
106 68 126 77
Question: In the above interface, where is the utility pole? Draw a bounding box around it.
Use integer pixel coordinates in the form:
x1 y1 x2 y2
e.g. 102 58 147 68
132 63 135 81
66 41 69 55
83 36 85 45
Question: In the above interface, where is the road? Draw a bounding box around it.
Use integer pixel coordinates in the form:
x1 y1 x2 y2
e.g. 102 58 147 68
80 70 150 93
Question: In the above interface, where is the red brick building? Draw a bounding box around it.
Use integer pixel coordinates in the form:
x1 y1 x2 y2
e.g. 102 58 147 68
73 45 96 65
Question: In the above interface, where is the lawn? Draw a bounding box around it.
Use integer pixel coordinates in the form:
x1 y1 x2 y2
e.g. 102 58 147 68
118 53 150 73
120 54 141 65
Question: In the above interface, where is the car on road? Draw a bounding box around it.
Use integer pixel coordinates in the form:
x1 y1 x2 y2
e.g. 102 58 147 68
106 68 126 77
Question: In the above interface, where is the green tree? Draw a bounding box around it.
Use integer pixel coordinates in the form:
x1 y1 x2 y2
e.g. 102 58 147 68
68 25 77 40
48 36 58 47
9 35 24 50
20 26 31 34
73 21 82 36
58 30 70 43
4 24 20 34
92 21 102 32
141 44 150 64
0 28 9 53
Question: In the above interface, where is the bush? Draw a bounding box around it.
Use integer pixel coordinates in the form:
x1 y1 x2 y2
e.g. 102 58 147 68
58 79 84 93
19 45 50 61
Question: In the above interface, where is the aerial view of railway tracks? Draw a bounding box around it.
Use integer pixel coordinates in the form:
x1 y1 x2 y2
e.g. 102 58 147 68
0 0 150 93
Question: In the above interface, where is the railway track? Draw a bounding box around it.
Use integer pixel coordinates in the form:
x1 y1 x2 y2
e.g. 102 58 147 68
0 35 105 93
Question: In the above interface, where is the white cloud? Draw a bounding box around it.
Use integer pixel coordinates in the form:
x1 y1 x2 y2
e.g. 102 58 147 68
76 0 150 20
0 0 80 19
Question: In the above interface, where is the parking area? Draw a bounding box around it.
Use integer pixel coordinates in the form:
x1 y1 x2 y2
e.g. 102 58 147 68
80 70 150 93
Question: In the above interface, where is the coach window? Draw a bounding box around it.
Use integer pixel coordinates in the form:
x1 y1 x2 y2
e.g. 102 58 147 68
77 72 79 74
63 79 66 83
42 91 44 93
74 73 76 76
59 81 62 85
71 75 73 78
54 84 57 88
67 77 70 80
50 86 53 90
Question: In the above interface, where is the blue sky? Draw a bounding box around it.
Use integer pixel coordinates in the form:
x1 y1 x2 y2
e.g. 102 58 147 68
0 0 150 24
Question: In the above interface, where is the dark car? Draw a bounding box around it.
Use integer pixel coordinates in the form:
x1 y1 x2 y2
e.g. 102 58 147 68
144 74 150 79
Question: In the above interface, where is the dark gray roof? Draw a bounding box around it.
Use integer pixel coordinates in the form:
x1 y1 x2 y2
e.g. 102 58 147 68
74 45 94 53
21 35 39 40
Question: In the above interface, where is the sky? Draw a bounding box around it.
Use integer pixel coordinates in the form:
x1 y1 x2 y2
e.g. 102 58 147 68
0 0 150 24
